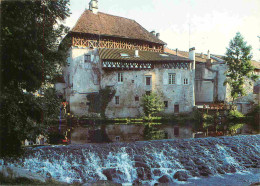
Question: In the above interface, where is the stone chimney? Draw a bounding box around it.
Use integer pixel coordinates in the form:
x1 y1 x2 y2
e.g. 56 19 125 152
189 47 196 70
156 33 160 39
150 30 156 36
207 50 211 59
89 0 98 14
176 48 178 56
189 47 195 61
206 50 212 67
135 50 139 57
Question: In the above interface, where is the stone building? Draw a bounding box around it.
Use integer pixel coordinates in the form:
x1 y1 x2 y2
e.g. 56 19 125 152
165 48 260 114
60 0 196 118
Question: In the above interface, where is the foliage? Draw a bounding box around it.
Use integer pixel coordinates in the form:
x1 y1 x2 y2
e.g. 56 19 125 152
0 0 70 157
246 104 260 132
225 110 245 132
141 93 164 119
143 124 166 140
191 108 203 130
202 113 214 130
224 32 258 103
99 87 116 118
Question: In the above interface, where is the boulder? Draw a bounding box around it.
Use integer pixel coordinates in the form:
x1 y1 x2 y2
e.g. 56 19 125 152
102 168 123 181
173 171 189 181
158 175 171 183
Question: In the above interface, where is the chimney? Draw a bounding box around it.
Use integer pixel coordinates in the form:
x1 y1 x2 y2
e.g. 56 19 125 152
176 48 178 56
189 47 196 70
156 33 160 39
89 0 98 14
207 50 210 59
135 50 139 57
189 47 195 61
150 30 156 36
200 52 203 58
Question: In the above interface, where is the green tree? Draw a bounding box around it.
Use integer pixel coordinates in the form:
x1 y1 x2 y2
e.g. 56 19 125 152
0 0 70 157
202 113 214 136
225 110 245 135
141 93 164 119
224 32 258 105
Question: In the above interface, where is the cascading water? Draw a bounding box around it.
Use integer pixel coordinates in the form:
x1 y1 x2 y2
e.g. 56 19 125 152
1 135 260 185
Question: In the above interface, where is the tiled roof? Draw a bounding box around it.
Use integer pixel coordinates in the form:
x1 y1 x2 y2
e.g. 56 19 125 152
164 48 218 63
99 48 191 62
71 10 165 45
212 54 260 69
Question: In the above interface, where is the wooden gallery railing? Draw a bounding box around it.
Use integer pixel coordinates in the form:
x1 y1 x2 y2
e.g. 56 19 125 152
72 37 164 53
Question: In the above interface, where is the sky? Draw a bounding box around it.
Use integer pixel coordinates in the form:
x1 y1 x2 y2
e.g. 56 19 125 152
64 0 260 61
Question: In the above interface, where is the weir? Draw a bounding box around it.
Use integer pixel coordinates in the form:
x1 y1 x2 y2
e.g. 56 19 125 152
2 135 260 185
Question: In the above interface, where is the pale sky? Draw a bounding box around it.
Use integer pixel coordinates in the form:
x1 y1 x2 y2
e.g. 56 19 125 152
65 0 260 61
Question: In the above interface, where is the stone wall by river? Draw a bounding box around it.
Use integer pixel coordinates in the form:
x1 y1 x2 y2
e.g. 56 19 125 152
1 135 259 185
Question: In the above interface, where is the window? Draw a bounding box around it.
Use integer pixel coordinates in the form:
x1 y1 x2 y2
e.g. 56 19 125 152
135 96 139 101
164 101 168 108
146 76 151 86
184 78 189 85
120 53 129 57
115 136 120 141
169 73 176 84
115 96 120 104
146 91 151 95
174 127 179 136
118 73 123 83
84 54 91 63
174 104 179 113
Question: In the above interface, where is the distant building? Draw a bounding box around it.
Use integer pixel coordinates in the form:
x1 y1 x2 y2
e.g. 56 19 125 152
59 0 196 118
165 48 260 114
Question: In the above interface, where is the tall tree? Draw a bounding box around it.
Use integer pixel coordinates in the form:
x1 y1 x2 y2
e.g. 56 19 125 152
224 32 258 105
0 0 70 157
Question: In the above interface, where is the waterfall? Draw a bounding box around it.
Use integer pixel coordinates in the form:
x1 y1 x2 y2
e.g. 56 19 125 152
2 135 260 185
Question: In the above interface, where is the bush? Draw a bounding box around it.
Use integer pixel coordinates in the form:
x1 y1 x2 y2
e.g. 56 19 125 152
141 93 164 119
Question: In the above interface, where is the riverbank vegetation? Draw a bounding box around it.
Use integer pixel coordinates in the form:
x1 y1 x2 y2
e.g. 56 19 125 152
0 0 70 157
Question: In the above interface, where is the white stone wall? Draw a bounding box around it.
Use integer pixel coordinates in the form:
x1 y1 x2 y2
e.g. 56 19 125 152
64 47 100 116
102 68 194 118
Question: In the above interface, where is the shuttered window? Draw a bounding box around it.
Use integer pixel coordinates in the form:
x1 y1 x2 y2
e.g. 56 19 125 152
169 73 176 84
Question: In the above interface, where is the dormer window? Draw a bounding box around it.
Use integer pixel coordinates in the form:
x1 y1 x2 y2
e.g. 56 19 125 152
120 53 129 58
160 54 168 57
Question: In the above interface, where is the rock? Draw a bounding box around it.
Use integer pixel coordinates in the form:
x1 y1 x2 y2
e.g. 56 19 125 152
84 180 122 186
158 175 171 183
133 179 142 185
0 166 46 183
224 165 236 173
173 171 189 181
136 167 152 180
134 155 144 163
199 165 213 177
194 159 205 165
217 167 225 174
46 172 52 179
135 162 150 169
152 169 161 176
102 168 123 181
